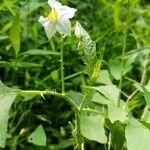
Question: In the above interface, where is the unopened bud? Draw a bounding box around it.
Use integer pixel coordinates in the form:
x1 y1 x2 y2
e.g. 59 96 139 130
74 22 82 38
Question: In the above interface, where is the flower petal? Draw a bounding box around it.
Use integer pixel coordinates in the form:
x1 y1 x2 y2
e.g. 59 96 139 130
48 0 62 8
45 22 56 39
56 18 71 36
59 6 77 19
38 16 49 27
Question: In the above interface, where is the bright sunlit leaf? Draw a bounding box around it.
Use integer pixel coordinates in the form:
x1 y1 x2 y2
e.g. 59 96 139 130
125 117 150 150
80 115 107 144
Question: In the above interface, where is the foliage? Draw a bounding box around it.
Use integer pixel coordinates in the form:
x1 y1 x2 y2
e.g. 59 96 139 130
0 0 150 150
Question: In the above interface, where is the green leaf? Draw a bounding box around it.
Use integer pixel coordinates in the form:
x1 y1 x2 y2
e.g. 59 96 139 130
0 21 12 33
0 61 43 68
20 49 60 56
28 125 46 146
92 85 120 105
75 22 97 76
67 90 83 107
134 83 150 108
109 58 132 80
96 70 112 85
50 70 59 82
91 91 109 105
21 1 46 17
125 117 150 150
145 80 150 91
80 115 107 144
0 81 18 148
3 0 16 16
109 59 121 80
108 102 127 123
90 59 102 84
125 47 150 64
10 14 20 56
105 119 126 150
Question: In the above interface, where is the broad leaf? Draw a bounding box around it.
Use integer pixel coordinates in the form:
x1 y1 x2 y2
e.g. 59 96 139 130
28 125 46 146
0 81 18 148
96 70 112 85
91 91 109 105
108 102 127 123
109 59 131 80
67 90 83 107
80 115 107 144
125 117 150 150
109 59 121 80
92 85 120 105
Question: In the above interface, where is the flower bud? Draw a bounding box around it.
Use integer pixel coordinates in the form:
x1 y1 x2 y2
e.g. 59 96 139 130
74 22 83 38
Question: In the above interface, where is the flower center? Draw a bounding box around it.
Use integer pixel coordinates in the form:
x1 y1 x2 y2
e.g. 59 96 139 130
48 8 58 22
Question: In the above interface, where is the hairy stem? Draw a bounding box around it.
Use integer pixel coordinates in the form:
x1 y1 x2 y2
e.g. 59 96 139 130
76 113 84 150
19 90 79 112
60 37 65 93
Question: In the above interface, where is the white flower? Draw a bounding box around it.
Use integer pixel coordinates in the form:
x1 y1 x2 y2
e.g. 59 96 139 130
38 0 77 39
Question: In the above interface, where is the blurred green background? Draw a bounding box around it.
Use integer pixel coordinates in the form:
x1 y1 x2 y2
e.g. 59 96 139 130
0 0 150 149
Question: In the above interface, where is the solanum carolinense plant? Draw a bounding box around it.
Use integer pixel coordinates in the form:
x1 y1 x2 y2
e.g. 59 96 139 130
0 0 150 149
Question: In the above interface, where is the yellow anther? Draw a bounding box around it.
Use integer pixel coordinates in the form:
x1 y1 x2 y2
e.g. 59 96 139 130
48 8 58 22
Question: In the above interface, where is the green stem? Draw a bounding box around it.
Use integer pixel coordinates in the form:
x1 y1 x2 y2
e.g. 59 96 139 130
19 90 79 112
141 54 149 85
118 0 130 107
20 90 62 97
82 108 107 116
76 112 84 150
79 93 88 111
60 37 65 93
79 89 91 112
64 71 85 81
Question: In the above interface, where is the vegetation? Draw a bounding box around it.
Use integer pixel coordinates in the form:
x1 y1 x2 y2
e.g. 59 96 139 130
0 0 150 149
